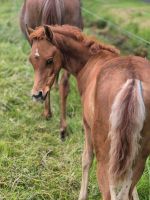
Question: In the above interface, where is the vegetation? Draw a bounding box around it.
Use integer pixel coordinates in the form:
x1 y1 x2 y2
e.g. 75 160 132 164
83 0 150 58
0 0 149 199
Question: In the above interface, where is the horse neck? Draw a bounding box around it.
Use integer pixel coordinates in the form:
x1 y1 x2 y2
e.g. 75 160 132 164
76 51 118 96
54 33 119 95
59 38 90 75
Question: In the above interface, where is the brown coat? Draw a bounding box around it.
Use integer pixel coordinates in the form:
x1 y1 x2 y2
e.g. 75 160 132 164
27 25 150 200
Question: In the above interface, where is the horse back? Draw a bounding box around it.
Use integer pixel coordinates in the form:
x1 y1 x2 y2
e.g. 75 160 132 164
94 56 150 149
20 0 83 39
42 0 83 29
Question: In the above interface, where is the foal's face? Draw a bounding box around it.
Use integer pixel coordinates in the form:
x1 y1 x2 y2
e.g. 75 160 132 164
29 39 62 102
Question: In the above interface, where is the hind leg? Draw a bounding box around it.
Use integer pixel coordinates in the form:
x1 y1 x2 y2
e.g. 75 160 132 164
43 91 52 119
129 156 147 200
108 154 148 200
97 161 111 200
95 142 133 200
59 70 70 140
109 170 140 200
132 188 139 200
116 177 132 200
112 155 147 200
78 120 94 200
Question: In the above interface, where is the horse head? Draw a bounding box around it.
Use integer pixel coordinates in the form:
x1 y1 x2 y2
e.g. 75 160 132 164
26 25 63 102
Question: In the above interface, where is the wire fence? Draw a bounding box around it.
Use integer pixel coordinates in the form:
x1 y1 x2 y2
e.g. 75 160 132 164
82 7 150 46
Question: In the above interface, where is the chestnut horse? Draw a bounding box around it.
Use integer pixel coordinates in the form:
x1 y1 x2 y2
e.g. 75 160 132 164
20 0 83 139
26 25 150 200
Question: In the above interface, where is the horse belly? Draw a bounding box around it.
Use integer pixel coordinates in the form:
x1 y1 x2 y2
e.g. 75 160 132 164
63 0 83 28
24 0 43 28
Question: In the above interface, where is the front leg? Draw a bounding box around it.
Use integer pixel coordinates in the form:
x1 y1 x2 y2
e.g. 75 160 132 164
78 120 94 200
59 70 70 140
43 91 52 119
54 71 59 90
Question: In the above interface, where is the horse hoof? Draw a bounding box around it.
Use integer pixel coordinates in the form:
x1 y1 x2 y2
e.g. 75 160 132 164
60 128 68 141
42 111 52 120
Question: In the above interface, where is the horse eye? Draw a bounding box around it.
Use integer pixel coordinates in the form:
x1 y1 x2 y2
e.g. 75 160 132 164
46 58 53 65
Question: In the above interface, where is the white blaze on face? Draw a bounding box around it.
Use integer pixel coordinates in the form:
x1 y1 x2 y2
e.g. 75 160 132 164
35 48 40 58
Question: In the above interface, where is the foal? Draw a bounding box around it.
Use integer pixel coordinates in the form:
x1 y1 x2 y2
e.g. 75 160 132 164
20 0 83 139
27 25 150 200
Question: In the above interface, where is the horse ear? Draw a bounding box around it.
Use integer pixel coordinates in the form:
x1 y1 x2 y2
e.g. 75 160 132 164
25 24 34 36
44 25 53 41
25 24 34 46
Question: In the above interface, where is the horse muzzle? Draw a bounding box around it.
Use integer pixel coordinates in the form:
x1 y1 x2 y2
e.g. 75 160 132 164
32 90 48 102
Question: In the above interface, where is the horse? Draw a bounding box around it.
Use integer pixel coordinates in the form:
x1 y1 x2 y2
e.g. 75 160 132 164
26 25 150 200
20 0 83 139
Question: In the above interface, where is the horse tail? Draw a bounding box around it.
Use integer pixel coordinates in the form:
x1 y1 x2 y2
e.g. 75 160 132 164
109 79 145 184
42 0 64 25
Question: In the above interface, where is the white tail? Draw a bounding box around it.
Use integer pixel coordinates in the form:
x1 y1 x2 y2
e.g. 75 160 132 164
109 79 145 185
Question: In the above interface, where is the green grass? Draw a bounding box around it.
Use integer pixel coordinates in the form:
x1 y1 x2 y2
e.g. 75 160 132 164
0 0 149 199
83 0 150 58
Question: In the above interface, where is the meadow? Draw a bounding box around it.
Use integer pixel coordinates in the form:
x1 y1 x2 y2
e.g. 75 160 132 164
0 0 149 199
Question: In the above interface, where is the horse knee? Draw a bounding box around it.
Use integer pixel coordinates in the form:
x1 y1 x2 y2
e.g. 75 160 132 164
82 151 93 170
61 78 69 93
60 72 70 94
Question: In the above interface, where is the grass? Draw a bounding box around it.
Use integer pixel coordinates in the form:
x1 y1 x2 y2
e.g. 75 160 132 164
0 0 149 199
83 0 150 58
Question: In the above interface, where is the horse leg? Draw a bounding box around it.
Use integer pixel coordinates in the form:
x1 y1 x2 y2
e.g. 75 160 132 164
43 91 52 119
78 120 94 200
110 156 146 200
132 188 139 200
129 156 147 200
116 178 132 200
109 174 133 200
59 70 70 140
95 135 132 200
109 168 134 200
97 161 111 200
54 71 59 90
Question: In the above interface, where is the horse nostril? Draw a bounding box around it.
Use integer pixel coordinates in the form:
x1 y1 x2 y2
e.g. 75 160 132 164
33 91 43 99
38 91 43 97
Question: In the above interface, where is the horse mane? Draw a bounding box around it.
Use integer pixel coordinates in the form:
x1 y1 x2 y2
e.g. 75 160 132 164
42 0 64 25
29 25 120 55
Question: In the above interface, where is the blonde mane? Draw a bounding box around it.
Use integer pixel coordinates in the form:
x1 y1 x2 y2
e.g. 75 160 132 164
29 25 120 55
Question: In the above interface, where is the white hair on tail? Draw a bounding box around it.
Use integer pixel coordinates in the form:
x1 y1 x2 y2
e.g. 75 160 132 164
109 79 145 197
